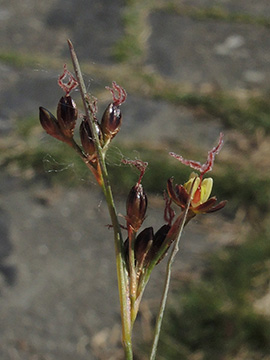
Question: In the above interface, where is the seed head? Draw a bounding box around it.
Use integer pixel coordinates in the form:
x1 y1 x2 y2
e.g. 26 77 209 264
57 95 78 138
101 103 122 142
134 227 154 268
101 82 126 144
80 118 102 160
148 224 171 264
126 183 148 232
39 107 64 142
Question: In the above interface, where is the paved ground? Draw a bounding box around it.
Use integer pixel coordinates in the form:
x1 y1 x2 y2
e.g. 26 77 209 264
0 1 269 359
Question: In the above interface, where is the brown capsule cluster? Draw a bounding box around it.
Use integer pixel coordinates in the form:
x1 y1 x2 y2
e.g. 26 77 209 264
124 165 176 282
78 94 125 159
134 224 171 269
124 191 182 303
124 220 173 282
39 65 127 168
39 95 78 144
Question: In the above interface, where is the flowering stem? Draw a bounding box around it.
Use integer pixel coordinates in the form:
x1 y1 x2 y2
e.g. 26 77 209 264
149 188 193 360
67 40 133 359
128 228 138 326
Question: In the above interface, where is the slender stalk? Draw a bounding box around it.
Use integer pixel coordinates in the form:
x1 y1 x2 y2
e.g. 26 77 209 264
67 40 103 165
149 193 193 360
128 228 137 326
67 40 133 359
103 178 133 359
68 138 101 181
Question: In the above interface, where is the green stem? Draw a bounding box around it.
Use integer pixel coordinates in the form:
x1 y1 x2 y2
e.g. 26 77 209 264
67 40 133 359
149 189 194 360
68 138 100 179
128 229 137 326
103 177 133 359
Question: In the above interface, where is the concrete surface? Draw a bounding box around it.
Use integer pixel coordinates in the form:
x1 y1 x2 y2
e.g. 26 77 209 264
0 0 269 359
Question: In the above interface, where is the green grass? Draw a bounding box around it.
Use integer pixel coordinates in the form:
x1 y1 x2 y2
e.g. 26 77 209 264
111 0 151 63
4 116 270 216
213 165 270 214
107 145 192 194
108 144 270 216
163 3 270 27
2 116 90 186
155 91 270 135
0 52 38 68
112 35 144 63
1 141 90 187
155 230 270 360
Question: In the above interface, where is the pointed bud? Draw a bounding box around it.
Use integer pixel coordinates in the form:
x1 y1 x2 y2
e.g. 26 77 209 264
100 103 122 143
57 95 78 138
134 227 154 267
126 183 147 231
39 107 64 142
148 224 171 264
167 177 188 209
79 119 99 159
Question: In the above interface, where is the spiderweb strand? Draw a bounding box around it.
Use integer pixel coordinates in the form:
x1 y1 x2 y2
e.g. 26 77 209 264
58 64 78 95
105 81 127 106
169 133 224 175
87 95 98 120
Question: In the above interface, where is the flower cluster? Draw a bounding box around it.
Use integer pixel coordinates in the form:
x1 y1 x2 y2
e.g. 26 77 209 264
121 134 226 307
39 65 126 183
168 132 227 215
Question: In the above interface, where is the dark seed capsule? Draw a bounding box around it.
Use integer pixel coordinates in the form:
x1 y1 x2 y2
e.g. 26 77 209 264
100 103 122 143
57 95 78 138
80 119 102 158
39 107 64 142
126 183 147 231
134 227 154 267
148 224 171 264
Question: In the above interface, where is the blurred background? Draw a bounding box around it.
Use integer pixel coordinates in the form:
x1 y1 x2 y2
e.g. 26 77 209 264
1 0 270 359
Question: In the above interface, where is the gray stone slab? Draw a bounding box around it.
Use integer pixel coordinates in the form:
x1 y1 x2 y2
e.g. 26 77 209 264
46 0 124 63
147 12 270 90
0 67 59 116
0 0 65 56
181 0 270 17
119 95 223 150
0 63 223 152
0 0 124 63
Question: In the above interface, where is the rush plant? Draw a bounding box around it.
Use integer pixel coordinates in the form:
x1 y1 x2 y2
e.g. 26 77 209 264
39 40 226 360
